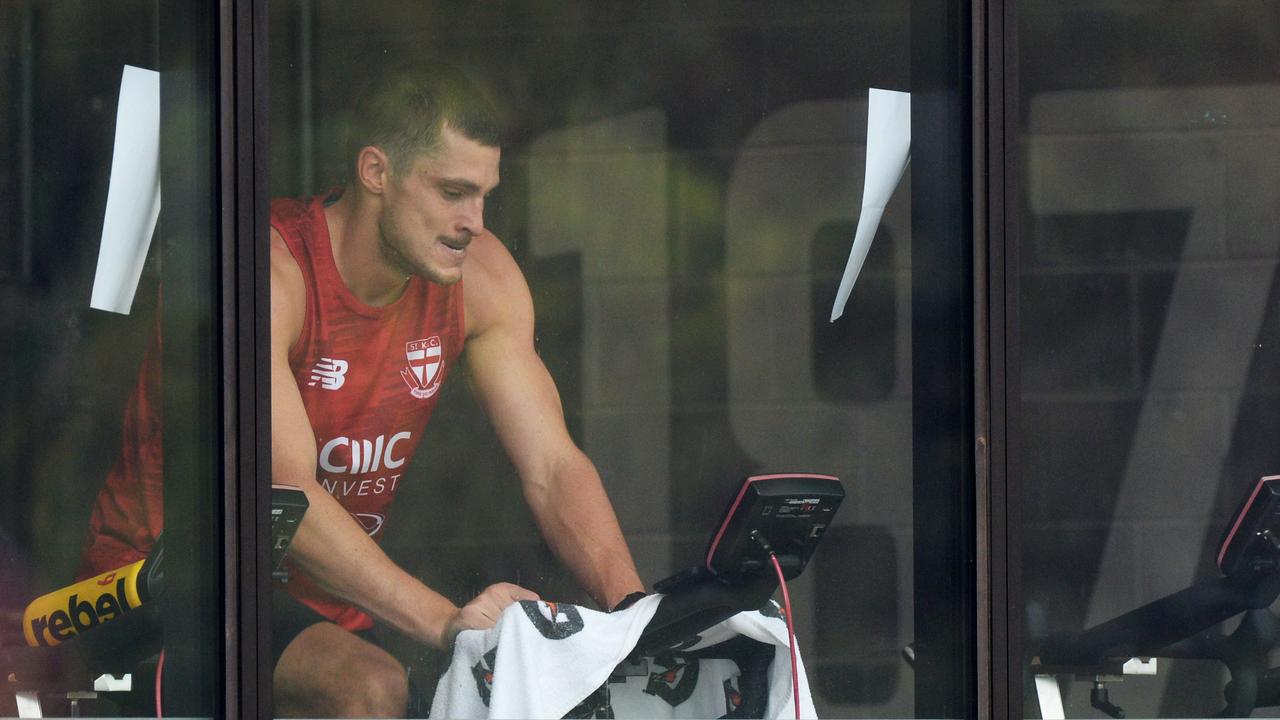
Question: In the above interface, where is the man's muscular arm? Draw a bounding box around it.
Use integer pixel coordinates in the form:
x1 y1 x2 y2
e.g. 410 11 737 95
270 230 536 648
463 232 645 610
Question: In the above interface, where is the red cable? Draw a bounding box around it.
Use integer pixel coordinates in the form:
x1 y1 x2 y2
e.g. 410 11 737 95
768 553 801 720
154 648 165 719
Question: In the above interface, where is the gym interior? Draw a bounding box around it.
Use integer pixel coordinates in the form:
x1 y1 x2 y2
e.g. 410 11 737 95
1 1 1278 718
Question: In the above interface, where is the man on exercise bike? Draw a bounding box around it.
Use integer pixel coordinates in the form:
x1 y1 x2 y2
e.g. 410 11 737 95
79 61 645 717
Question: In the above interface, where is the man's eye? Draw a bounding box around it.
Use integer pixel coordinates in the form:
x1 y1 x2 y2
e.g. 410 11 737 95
441 188 463 200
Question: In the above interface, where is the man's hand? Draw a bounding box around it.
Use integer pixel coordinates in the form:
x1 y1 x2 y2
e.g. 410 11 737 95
442 582 541 648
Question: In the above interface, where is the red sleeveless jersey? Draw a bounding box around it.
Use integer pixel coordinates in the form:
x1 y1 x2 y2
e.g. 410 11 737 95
272 191 464 629
79 320 164 580
80 191 464 632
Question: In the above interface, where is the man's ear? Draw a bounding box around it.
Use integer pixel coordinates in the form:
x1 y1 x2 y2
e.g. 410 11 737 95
356 146 391 194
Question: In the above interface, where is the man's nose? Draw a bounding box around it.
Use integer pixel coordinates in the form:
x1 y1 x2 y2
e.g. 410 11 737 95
456 198 485 236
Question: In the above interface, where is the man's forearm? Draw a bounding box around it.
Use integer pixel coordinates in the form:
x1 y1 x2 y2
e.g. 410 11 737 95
286 482 461 648
525 451 645 609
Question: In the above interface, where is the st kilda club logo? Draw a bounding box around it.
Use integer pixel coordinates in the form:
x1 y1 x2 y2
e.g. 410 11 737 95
470 647 498 707
644 652 700 707
519 600 585 640
401 336 444 399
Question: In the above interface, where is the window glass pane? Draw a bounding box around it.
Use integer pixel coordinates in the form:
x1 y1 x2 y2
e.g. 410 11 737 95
0 1 223 716
1018 2 1280 717
269 3 972 717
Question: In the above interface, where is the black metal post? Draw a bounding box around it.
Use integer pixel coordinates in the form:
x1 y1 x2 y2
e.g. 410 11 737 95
158 0 222 714
911 0 978 715
221 0 272 717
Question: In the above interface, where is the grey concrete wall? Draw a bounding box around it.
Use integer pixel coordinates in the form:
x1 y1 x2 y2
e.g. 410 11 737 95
273 5 922 715
1021 83 1280 717
378 96 918 717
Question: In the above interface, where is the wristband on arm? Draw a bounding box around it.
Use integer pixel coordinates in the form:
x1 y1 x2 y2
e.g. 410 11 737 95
610 591 647 613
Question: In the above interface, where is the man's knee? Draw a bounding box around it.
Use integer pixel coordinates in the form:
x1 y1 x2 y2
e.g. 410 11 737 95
275 623 408 718
328 653 408 717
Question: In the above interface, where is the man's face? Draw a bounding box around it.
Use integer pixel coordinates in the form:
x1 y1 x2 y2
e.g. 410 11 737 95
377 125 500 286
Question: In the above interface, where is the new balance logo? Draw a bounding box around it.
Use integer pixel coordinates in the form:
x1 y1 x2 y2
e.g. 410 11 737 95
308 358 348 390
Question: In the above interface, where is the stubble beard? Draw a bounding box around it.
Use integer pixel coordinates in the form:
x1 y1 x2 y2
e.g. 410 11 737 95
376 207 462 286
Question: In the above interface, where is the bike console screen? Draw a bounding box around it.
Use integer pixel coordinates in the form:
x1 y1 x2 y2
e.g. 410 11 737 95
704 473 844 582
1217 474 1280 576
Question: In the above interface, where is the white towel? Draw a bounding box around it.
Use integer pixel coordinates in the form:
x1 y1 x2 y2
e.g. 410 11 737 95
431 596 817 719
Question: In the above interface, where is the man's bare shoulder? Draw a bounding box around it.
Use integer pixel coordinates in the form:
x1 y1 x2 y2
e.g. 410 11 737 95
270 226 302 275
270 228 306 349
462 231 533 340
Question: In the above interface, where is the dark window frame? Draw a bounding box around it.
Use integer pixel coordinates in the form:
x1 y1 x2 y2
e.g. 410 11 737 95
215 0 273 717
221 0 272 717
911 0 982 715
218 0 997 716
978 0 1022 716
157 0 228 713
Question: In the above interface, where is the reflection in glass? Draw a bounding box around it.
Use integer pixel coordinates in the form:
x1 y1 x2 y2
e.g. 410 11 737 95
0 0 222 717
1018 1 1280 716
266 1 968 717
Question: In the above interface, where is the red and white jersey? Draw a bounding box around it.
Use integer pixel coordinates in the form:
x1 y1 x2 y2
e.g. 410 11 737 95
272 191 464 629
80 190 465 633
79 321 164 582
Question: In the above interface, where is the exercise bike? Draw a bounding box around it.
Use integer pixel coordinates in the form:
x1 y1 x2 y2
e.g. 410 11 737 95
7 474 843 719
445 472 845 720
1029 474 1280 719
1 485 308 718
